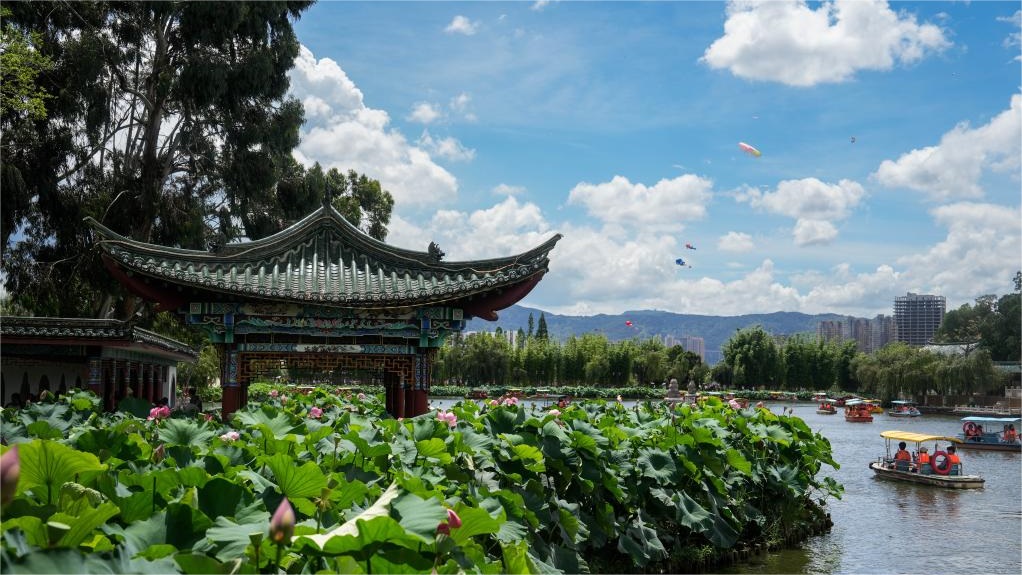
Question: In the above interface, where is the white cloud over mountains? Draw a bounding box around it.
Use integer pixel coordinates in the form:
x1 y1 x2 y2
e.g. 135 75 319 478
736 178 866 246
702 0 950 86
873 94 1022 201
567 175 712 232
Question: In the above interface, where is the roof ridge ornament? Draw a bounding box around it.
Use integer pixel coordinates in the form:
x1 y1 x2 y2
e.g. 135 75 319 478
322 187 333 209
428 241 445 262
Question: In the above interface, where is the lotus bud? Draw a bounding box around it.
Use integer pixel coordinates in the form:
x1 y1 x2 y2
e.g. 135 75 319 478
548 409 560 417
152 443 166 463
309 406 323 419
269 498 296 545
1 446 19 504
446 508 462 529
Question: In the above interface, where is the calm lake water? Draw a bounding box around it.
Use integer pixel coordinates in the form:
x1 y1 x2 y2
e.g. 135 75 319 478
432 398 1022 575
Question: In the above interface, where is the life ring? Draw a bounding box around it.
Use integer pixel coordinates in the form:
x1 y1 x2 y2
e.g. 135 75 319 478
962 422 978 435
930 451 952 475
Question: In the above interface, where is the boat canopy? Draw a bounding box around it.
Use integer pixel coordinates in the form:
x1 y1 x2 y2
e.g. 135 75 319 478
890 400 916 405
845 399 866 406
880 430 962 444
960 416 1021 424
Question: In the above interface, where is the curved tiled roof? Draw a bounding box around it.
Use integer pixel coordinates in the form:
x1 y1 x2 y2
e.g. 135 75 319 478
87 206 561 309
0 316 198 360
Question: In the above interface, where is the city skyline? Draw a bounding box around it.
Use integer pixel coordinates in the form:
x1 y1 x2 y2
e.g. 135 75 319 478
289 1 1021 319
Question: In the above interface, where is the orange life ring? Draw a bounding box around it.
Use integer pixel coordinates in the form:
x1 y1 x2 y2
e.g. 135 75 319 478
930 450 952 475
962 422 978 435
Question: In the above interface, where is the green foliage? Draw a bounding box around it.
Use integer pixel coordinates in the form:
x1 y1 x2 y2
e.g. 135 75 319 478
0 387 840 573
2 1 315 318
935 291 1021 362
850 342 1001 400
722 326 781 388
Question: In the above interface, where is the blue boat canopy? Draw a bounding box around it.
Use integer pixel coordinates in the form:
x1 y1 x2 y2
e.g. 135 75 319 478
960 416 1021 423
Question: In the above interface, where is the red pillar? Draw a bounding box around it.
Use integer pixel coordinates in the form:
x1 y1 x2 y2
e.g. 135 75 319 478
393 378 406 419
218 343 241 419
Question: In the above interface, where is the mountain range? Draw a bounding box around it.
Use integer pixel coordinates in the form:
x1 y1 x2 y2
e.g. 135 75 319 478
465 305 851 363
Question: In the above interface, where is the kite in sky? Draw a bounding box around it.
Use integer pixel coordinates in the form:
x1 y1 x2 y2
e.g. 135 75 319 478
685 243 696 250
738 142 761 157
625 320 634 327
675 258 691 268
850 136 856 144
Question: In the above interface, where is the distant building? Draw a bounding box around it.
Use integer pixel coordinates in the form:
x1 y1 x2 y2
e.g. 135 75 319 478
817 320 843 344
816 314 896 353
869 314 897 353
663 334 706 362
678 335 705 361
894 292 946 346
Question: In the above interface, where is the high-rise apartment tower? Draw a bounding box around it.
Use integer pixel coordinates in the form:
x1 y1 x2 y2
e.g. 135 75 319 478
893 293 945 346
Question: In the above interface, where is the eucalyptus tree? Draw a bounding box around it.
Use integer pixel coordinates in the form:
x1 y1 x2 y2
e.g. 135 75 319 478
2 1 314 318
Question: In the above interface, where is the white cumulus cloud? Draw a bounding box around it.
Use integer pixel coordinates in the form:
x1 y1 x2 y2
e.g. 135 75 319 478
873 94 1022 201
288 46 458 208
492 184 526 197
408 102 442 124
736 178 865 245
718 231 756 252
445 15 479 36
568 174 712 232
792 219 838 246
417 130 476 162
702 0 950 87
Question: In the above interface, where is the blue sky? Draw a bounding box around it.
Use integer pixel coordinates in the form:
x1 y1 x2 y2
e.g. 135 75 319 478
287 0 1021 318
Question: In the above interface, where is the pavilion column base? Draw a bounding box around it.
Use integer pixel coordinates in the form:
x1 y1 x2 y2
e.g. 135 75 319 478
409 389 428 417
222 385 241 419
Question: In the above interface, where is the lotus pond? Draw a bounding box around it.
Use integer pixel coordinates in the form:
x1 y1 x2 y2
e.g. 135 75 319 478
0 389 841 573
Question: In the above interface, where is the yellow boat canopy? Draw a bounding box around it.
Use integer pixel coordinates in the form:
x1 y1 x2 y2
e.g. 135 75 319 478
880 430 963 444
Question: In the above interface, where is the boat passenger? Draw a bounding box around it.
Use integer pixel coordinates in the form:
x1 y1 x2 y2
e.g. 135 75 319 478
915 446 931 474
946 445 961 475
894 441 912 470
1003 424 1018 443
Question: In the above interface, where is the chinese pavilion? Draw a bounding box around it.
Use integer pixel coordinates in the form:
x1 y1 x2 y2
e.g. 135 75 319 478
0 316 197 411
88 204 560 418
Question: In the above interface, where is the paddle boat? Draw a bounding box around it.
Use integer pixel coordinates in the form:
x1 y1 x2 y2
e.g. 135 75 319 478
888 400 921 417
865 398 884 414
869 430 984 489
844 398 873 422
465 388 489 400
816 398 838 415
957 416 1021 452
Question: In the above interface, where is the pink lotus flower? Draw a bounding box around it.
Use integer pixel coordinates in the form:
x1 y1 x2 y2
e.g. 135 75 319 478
446 508 462 529
148 405 171 420
437 507 462 536
357 392 366 401
309 406 323 419
269 498 296 544
502 396 519 407
269 390 279 398
437 410 457 427
548 409 561 417
220 431 240 442
728 399 741 410
616 395 623 403
204 413 215 422
1 446 19 504
489 399 499 407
